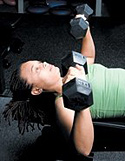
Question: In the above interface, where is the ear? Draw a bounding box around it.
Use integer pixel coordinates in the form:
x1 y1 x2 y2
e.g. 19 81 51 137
31 87 43 95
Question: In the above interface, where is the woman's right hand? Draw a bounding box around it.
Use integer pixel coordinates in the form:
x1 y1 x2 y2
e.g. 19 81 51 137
62 64 87 84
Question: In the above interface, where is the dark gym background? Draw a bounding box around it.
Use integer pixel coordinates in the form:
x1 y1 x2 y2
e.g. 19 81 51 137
0 0 125 161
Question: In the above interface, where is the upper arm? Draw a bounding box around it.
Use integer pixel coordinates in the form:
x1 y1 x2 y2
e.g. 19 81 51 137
80 28 95 65
55 97 75 138
86 57 95 65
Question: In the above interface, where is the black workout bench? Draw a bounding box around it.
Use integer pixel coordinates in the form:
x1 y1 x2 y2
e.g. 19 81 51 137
93 117 125 151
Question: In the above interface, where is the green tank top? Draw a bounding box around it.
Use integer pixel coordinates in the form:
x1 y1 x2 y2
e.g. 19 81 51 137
87 64 125 119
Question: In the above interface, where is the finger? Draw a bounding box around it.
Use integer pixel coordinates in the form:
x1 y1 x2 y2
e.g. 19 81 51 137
64 75 75 84
68 66 77 74
75 64 84 70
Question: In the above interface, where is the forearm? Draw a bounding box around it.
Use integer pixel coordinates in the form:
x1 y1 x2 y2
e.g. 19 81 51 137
71 108 94 156
81 28 95 64
55 96 94 156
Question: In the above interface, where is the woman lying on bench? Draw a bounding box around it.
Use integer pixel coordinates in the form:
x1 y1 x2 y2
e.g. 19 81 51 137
3 27 125 159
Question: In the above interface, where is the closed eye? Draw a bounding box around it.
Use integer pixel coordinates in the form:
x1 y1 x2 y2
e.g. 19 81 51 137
35 62 42 73
35 67 40 73
31 61 42 74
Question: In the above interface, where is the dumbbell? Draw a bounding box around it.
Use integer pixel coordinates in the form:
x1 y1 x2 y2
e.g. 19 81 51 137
61 50 88 77
70 4 93 39
61 51 93 111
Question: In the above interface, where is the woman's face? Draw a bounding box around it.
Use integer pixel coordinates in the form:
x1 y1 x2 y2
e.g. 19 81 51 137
20 60 61 93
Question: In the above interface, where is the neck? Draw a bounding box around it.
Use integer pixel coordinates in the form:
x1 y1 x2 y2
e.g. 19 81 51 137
53 77 63 94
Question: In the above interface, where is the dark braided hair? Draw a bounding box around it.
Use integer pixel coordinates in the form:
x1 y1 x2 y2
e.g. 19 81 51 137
2 64 47 135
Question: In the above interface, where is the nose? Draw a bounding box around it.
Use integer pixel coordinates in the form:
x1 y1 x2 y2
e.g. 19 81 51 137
43 62 48 68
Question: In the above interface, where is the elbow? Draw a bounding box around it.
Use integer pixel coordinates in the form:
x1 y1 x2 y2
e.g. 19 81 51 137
73 136 94 157
75 144 93 157
73 133 94 156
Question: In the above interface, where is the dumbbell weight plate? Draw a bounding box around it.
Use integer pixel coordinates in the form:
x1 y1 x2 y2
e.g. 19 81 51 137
27 5 49 14
49 6 72 16
63 77 93 111
46 0 67 8
70 17 88 39
76 4 93 18
61 51 88 77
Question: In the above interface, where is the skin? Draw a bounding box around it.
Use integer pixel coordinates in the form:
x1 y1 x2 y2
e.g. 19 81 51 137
21 61 62 94
20 28 95 156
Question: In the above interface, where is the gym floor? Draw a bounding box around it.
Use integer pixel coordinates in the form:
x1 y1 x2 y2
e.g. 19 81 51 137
0 2 125 161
